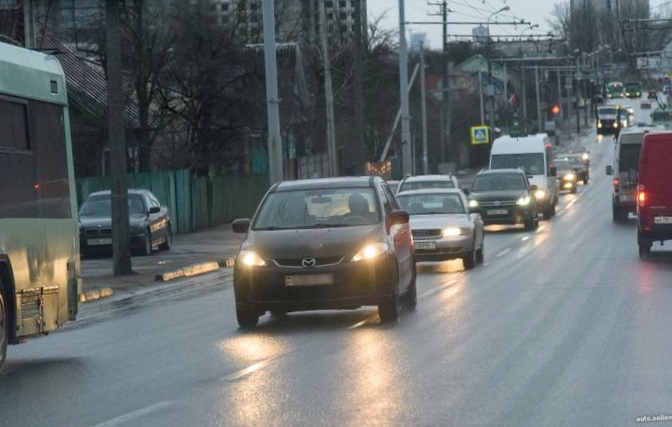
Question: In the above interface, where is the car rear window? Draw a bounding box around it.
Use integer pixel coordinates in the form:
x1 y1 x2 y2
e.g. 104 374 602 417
398 180 454 192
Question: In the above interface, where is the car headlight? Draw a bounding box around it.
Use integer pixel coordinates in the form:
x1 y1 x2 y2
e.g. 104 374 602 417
535 189 546 199
597 121 602 128
352 242 389 262
516 196 531 206
582 153 589 161
238 250 267 267
614 122 618 128
442 227 463 237
468 199 479 208
563 173 576 181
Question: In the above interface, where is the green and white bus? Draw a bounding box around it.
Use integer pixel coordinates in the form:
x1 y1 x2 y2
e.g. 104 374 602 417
0 42 81 371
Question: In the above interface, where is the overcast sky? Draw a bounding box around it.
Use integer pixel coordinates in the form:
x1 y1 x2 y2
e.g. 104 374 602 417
368 0 670 50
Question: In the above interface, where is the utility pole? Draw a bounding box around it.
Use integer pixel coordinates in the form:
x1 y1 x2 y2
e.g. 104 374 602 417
352 0 365 175
106 0 132 276
398 0 412 176
261 0 284 185
535 64 542 132
420 42 429 174
428 0 450 165
319 0 338 176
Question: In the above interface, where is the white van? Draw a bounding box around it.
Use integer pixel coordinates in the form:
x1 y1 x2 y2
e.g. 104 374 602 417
489 134 558 219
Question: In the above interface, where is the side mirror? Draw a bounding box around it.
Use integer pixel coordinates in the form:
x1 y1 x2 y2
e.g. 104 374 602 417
232 218 251 233
605 165 613 175
148 206 161 214
386 210 409 232
461 187 470 196
549 166 557 177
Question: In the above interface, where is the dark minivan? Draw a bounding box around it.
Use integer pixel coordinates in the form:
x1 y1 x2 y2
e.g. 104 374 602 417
637 132 672 257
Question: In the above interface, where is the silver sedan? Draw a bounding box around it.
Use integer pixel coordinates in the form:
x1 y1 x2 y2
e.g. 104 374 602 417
397 188 485 270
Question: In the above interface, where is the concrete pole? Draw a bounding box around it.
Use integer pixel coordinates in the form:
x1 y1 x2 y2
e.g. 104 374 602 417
262 0 284 185
420 43 429 174
535 64 542 132
479 68 485 125
319 0 338 176
441 1 449 163
398 0 412 176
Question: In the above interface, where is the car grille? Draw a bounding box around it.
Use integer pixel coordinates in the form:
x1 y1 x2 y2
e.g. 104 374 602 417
83 228 112 237
412 229 442 238
478 200 517 208
273 256 344 268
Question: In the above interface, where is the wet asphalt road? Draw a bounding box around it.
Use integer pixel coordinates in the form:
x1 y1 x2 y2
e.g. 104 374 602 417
3 105 672 427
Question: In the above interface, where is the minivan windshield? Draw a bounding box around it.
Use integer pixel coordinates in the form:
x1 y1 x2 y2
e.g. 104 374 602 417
252 187 380 230
490 153 545 175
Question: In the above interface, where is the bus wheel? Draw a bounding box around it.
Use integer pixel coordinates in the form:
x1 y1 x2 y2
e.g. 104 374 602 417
0 290 7 372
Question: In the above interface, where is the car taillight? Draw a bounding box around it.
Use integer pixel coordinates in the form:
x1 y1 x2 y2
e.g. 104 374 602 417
613 177 619 187
638 185 646 207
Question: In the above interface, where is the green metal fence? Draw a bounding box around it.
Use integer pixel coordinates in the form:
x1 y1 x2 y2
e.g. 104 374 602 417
76 171 270 234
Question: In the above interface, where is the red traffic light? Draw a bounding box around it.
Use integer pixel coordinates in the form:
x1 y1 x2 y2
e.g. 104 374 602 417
551 104 561 116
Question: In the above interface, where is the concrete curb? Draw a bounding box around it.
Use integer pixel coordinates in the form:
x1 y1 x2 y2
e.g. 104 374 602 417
80 287 114 303
154 257 236 282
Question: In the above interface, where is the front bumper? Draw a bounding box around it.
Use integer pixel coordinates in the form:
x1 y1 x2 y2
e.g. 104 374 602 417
473 205 534 226
233 253 397 313
79 232 147 254
413 235 473 262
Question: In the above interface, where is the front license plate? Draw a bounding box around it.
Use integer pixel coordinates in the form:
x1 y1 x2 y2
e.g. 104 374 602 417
285 273 334 286
654 216 672 224
415 241 436 250
88 238 112 246
487 209 508 215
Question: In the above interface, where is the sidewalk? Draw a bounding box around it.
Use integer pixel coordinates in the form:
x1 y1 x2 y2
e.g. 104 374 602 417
80 224 245 304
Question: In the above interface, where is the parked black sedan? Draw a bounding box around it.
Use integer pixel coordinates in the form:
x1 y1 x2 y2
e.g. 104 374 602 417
231 176 416 328
78 189 172 256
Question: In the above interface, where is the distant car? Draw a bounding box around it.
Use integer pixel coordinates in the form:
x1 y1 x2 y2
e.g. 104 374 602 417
596 106 621 135
560 154 589 184
563 144 590 166
396 174 460 195
396 188 484 269
231 176 416 327
78 189 172 256
553 159 578 194
641 100 652 109
466 169 539 231
647 91 658 100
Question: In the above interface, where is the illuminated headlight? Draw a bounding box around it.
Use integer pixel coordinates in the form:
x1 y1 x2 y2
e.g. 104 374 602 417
613 122 618 128
597 122 602 128
442 227 463 237
625 92 630 97
468 199 479 208
352 242 389 262
535 189 546 199
582 153 589 161
238 250 267 267
516 196 531 206
563 173 576 181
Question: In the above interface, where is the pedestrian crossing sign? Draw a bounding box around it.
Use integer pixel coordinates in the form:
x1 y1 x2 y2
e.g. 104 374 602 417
470 126 490 145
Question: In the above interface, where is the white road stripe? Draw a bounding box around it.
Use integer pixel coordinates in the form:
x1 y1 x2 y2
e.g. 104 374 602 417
418 279 457 299
90 401 173 427
495 248 511 258
221 358 277 381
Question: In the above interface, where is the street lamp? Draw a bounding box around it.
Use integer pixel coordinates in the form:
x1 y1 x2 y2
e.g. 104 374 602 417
486 6 510 128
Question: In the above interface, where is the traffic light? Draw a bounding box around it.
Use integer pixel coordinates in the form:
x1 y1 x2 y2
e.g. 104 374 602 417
551 104 561 117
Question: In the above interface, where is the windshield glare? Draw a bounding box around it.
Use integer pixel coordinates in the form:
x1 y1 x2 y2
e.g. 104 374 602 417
252 187 380 230
397 193 465 215
472 174 526 191
79 194 146 215
491 153 545 175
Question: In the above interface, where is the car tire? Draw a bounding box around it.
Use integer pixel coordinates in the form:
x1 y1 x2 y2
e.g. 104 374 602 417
159 227 172 251
402 262 417 310
638 232 652 259
379 268 400 323
0 290 6 373
524 215 535 231
476 240 485 264
236 305 260 328
462 245 476 270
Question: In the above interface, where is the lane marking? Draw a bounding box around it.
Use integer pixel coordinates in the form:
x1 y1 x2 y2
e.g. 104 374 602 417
418 279 457 299
495 248 511 258
221 358 277 381
90 401 173 427
347 317 376 330
537 225 546 232
521 236 530 241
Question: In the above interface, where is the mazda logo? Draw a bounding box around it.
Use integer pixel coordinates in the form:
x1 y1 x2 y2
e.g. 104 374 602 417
301 257 317 268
